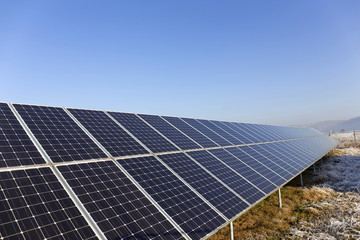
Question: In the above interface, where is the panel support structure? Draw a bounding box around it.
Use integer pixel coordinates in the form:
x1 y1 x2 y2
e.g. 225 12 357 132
300 173 303 187
229 221 234 240
278 188 282 208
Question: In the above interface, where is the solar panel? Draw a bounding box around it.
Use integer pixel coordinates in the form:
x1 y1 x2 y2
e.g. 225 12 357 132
0 167 98 240
225 147 286 186
13 104 107 162
158 152 249 219
259 143 303 172
248 145 294 179
0 102 338 240
210 121 253 144
224 122 261 143
181 118 232 146
268 141 304 168
108 112 178 153
162 116 218 148
211 148 277 194
187 150 265 204
0 103 45 167
138 114 201 150
236 124 269 142
118 156 226 240
67 108 149 157
58 161 184 240
196 120 243 145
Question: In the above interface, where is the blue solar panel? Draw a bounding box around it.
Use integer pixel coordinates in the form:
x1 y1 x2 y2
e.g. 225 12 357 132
225 147 285 186
249 145 294 179
0 103 45 167
158 152 248 219
0 102 337 240
210 121 253 144
196 120 243 145
0 168 98 240
58 161 184 240
13 104 107 162
239 145 291 182
259 143 303 173
68 108 149 157
162 116 218 148
187 150 265 204
211 148 277 194
139 114 201 150
225 122 261 143
108 112 178 153
118 156 226 240
181 118 232 146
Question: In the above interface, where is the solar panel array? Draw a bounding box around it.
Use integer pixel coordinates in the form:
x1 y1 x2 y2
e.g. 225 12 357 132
0 102 338 240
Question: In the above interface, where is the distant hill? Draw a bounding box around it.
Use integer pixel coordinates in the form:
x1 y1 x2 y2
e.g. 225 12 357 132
303 117 360 132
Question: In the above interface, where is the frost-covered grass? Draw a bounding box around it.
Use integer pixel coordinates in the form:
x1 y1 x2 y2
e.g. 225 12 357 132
209 136 360 240
287 136 360 240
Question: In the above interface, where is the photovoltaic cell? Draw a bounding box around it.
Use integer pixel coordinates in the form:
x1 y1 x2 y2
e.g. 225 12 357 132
238 146 289 184
118 156 226 240
187 150 265 204
238 124 268 142
276 141 310 167
13 104 107 162
162 116 218 148
225 122 261 143
68 108 149 157
247 145 293 180
58 161 184 240
210 121 252 144
0 103 45 167
225 147 285 187
197 120 243 145
108 112 178 153
158 153 248 219
210 148 277 194
139 114 201 150
0 167 97 240
181 118 232 146
258 143 302 173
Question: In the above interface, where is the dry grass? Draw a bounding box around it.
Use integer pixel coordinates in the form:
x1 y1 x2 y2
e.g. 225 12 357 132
208 185 334 240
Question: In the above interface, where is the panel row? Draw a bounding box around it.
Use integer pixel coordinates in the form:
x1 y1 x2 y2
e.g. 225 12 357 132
0 135 337 239
1 103 324 167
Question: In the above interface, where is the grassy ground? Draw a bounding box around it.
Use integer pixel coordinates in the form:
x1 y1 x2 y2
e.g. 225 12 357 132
208 184 333 239
208 154 336 240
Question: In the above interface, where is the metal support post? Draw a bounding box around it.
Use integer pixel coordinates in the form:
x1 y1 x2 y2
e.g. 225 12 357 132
320 158 323 170
300 173 303 187
354 131 357 144
278 188 282 208
313 164 316 173
229 221 234 240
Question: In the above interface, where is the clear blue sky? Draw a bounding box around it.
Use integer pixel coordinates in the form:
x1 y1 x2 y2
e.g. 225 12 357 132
1 1 360 125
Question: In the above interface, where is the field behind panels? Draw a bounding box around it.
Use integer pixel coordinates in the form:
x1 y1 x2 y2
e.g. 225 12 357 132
0 102 337 240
